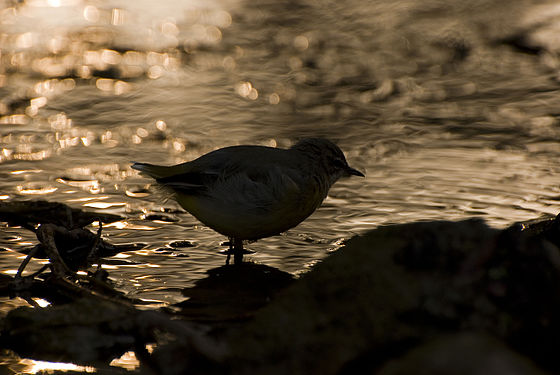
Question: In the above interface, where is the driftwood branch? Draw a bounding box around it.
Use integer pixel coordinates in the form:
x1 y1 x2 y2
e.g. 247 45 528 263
35 224 74 277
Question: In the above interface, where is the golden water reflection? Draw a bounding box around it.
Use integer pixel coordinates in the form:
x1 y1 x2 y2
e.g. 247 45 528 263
16 185 57 195
1 0 560 370
109 351 140 371
18 359 95 374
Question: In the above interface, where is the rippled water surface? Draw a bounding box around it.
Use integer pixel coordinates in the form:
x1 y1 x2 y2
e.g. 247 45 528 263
2 0 560 318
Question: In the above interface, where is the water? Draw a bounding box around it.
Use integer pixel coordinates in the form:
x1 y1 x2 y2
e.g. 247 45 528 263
1 0 560 317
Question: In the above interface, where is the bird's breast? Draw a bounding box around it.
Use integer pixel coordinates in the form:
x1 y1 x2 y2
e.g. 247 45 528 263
173 175 327 240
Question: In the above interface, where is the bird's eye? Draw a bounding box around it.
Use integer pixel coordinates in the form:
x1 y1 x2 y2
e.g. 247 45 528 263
332 158 346 169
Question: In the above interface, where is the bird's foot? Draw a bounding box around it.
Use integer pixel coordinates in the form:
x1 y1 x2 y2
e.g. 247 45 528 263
221 238 254 265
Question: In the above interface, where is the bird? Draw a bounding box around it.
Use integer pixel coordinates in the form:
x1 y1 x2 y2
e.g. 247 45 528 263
131 138 364 264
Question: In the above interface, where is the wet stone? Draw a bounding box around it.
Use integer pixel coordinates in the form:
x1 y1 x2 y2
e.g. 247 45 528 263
154 247 173 253
143 213 179 222
168 240 196 248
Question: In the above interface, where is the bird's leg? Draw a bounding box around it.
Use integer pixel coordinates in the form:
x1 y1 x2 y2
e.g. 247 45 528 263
233 238 244 265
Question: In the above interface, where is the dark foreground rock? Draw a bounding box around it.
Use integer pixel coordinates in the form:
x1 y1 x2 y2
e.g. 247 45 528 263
375 332 546 375
1 298 141 364
3 215 560 374
219 217 560 375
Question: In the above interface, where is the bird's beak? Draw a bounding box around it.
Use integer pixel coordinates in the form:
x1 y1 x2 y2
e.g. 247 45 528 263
346 166 365 177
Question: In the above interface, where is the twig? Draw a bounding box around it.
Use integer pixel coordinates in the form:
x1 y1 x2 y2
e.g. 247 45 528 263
21 295 40 308
15 246 40 280
36 224 74 277
87 219 103 266
28 264 49 278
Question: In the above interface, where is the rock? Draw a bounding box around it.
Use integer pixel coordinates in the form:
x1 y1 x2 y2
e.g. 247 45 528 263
376 332 546 375
220 218 560 374
0 298 140 364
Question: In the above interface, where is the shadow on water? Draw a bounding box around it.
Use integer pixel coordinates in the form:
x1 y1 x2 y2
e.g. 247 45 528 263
174 262 295 323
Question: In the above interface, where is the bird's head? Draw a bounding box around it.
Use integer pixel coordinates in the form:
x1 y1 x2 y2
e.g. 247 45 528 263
291 138 364 184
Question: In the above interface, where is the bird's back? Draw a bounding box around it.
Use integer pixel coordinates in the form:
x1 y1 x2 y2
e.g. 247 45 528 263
134 145 289 179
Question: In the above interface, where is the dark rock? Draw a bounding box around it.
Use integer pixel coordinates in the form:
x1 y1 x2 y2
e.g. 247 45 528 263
0 298 140 364
376 332 546 375
219 219 560 374
168 240 196 248
143 213 179 223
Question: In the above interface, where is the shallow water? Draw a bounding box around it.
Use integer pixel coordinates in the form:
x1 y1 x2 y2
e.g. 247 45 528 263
1 0 560 320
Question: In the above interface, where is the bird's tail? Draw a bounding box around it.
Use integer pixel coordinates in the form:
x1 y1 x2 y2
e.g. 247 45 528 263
131 162 175 179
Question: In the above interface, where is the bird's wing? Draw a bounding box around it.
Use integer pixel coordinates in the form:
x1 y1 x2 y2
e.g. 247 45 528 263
131 161 217 193
211 160 310 215
133 146 306 201
156 170 220 193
